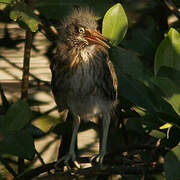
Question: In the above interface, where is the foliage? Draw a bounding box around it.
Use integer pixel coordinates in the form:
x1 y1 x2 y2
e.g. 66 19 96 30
102 3 128 46
0 0 180 179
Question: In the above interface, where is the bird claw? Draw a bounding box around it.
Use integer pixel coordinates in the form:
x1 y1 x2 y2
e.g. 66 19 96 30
55 152 80 170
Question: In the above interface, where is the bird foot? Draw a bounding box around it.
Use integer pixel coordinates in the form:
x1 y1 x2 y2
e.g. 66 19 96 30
90 153 105 167
55 152 80 170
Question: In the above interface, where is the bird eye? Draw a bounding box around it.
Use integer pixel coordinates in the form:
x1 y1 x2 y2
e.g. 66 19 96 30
79 27 85 34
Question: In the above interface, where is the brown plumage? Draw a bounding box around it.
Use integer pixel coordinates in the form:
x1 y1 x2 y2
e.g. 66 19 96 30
50 7 118 166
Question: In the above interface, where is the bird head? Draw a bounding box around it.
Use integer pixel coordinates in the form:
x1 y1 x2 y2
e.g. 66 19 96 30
59 8 110 49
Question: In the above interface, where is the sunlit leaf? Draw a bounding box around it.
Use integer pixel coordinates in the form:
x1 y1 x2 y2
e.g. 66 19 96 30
160 123 173 139
102 3 128 46
164 145 180 180
0 0 12 3
10 2 40 32
154 28 180 75
160 123 173 129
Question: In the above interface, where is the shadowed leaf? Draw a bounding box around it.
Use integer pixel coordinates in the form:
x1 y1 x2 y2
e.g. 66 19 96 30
154 28 180 75
0 128 35 159
164 145 180 180
151 77 180 117
2 100 32 131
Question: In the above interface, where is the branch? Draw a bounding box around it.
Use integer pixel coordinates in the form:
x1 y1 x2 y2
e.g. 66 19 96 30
161 0 180 19
14 161 163 180
14 162 55 180
21 30 33 100
19 0 35 174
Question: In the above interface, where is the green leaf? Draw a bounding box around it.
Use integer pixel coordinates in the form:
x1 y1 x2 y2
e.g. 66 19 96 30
0 128 35 159
149 130 166 139
126 118 145 135
110 47 145 81
0 0 12 3
160 123 173 129
2 100 32 131
102 3 128 46
154 28 180 75
164 145 180 180
157 66 180 87
10 2 40 32
140 114 164 131
151 77 180 116
147 79 180 122
116 72 157 112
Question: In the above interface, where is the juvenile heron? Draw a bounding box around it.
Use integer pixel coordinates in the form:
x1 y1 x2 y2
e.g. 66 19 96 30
50 7 118 166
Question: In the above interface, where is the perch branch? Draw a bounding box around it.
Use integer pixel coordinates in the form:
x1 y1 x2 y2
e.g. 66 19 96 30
14 161 163 180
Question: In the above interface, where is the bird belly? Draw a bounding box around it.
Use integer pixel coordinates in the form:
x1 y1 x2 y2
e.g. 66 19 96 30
53 58 114 118
68 95 114 119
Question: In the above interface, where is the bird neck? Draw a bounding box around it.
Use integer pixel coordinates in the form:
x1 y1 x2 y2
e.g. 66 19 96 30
58 42 98 62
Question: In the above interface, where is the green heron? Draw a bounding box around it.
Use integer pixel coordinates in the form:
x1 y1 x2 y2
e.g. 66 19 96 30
50 7 118 167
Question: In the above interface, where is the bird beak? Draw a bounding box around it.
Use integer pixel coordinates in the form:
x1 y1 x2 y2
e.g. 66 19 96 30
85 29 110 49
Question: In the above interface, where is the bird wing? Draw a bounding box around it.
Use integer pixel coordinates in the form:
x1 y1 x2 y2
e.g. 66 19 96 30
101 56 118 102
50 52 69 111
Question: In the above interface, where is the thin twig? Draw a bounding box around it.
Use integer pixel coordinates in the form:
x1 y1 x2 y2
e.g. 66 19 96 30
35 150 52 176
161 0 180 19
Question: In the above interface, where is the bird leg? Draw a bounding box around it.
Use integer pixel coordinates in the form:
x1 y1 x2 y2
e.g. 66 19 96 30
55 114 80 169
96 113 110 165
